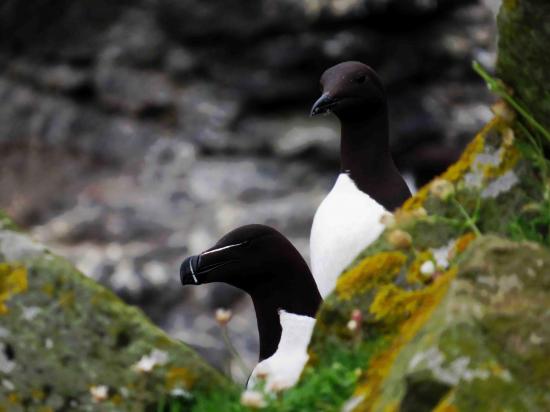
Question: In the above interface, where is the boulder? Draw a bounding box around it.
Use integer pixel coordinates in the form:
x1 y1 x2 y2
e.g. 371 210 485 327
0 222 229 411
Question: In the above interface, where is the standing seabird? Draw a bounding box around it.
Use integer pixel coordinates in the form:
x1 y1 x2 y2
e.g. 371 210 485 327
180 224 322 390
309 61 411 298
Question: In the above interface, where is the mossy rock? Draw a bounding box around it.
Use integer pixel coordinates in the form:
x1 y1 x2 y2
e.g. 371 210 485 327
497 0 550 132
0 227 229 411
304 116 550 412
188 114 550 411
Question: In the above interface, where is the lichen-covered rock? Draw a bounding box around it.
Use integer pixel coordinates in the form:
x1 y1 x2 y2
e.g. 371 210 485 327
185 111 550 412
303 115 550 412
497 0 550 132
0 223 229 411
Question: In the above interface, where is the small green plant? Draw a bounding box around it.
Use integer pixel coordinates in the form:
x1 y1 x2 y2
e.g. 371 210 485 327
473 61 550 245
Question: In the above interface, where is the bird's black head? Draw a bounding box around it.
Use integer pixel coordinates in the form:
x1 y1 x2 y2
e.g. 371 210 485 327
310 61 386 119
180 224 314 295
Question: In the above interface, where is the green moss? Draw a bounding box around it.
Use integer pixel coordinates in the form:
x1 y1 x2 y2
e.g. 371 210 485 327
497 0 550 132
0 219 229 411
0 211 19 231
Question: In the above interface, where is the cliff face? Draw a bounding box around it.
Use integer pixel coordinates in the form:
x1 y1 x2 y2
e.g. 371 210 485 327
1 0 549 411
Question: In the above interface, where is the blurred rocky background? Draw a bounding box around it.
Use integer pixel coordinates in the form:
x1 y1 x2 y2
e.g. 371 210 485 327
0 0 498 382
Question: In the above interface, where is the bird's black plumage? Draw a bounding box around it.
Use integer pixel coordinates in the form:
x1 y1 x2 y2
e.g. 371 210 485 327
311 61 411 210
180 224 321 361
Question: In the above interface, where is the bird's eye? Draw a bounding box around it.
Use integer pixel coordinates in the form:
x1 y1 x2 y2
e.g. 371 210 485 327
354 75 366 84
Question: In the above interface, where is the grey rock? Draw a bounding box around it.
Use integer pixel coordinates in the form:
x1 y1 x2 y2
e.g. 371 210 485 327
94 65 175 115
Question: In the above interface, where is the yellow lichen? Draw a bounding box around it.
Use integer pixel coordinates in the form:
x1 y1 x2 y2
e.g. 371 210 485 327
442 123 488 183
503 0 518 11
482 144 520 180
58 291 76 309
452 232 476 258
166 367 196 390
111 394 123 405
403 118 501 211
0 263 28 314
41 283 54 297
7 393 20 404
402 183 431 211
355 267 458 410
336 252 408 300
432 391 458 412
382 402 399 412
31 389 45 401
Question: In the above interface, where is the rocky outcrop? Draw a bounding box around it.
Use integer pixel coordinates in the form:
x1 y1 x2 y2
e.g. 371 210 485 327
0 222 229 411
0 0 548 410
497 0 550 132
0 0 498 372
308 115 550 410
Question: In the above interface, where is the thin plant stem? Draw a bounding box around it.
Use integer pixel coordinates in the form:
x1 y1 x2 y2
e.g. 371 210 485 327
472 61 550 143
451 198 481 236
221 325 250 379
519 122 550 199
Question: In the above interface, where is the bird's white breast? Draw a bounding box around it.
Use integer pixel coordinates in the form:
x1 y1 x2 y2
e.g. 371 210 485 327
248 311 316 391
310 173 387 298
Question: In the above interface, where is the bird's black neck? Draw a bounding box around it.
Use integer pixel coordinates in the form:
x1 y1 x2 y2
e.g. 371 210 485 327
339 105 411 211
249 265 321 361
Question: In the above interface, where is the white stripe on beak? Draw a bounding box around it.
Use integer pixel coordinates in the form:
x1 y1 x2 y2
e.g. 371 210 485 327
201 242 246 256
189 259 198 284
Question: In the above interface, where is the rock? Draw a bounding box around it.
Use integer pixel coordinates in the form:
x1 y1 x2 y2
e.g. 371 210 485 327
101 9 167 68
0 217 229 411
93 65 175 116
497 0 550 132
0 0 132 60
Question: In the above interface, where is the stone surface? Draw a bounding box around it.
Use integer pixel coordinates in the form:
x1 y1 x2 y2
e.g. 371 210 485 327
497 0 550 132
0 220 229 411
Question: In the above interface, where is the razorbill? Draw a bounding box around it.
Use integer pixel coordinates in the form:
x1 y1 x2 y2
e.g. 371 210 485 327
309 61 411 298
180 224 322 390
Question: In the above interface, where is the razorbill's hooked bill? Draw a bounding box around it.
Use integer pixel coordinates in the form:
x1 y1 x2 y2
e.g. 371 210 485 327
310 61 411 298
180 224 322 390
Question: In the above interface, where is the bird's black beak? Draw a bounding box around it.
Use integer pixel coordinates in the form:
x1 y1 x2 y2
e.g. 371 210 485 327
180 255 201 285
310 92 338 116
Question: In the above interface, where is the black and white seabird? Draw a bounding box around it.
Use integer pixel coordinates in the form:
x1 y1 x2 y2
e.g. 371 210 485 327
309 61 411 298
180 224 322 390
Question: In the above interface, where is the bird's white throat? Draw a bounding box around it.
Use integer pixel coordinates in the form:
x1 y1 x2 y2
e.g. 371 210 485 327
248 310 316 391
310 173 387 298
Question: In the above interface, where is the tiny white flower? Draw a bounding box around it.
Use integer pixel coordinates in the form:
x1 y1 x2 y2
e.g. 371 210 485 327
22 306 42 321
215 308 233 325
240 390 266 408
529 333 543 345
2 379 14 391
170 387 192 398
420 260 435 276
90 385 108 402
133 349 169 373
347 320 358 331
